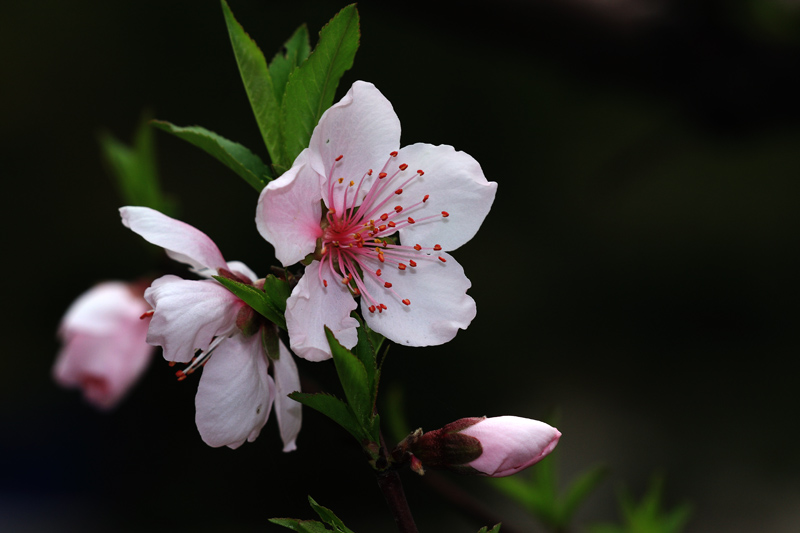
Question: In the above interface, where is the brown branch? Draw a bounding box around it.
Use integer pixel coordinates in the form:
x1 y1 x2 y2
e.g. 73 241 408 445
376 468 419 533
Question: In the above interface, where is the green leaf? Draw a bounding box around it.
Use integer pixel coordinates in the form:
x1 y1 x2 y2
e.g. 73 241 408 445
221 0 285 167
269 518 332 533
269 24 311 105
212 276 286 329
289 391 364 442
324 326 375 441
308 496 355 533
561 465 608 524
351 315 377 401
263 274 291 314
282 4 359 162
477 525 502 533
152 121 271 191
99 112 174 215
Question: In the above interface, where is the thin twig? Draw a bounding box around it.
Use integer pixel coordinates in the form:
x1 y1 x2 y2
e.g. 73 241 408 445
376 468 419 533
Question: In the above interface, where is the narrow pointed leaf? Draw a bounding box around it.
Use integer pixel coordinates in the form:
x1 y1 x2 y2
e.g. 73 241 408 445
263 274 291 314
352 314 377 400
212 275 286 329
152 121 271 191
289 391 364 442
269 518 332 533
477 525 502 533
308 497 355 532
324 326 374 440
282 4 359 162
221 0 285 166
269 24 311 105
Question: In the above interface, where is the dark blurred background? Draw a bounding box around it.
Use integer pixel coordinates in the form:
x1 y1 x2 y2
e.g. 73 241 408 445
3 0 800 531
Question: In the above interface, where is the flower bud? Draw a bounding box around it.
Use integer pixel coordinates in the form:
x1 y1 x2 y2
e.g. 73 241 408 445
407 416 561 477
53 281 155 409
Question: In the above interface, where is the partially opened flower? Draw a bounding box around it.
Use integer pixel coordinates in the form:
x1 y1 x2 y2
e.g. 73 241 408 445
257 81 497 361
120 206 301 451
53 281 154 410
407 416 561 477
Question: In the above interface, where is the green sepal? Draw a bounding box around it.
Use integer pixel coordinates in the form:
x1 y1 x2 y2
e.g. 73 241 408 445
99 112 175 215
212 275 286 330
477 525 502 533
281 4 359 163
269 24 311 106
324 326 378 443
289 391 365 443
151 121 272 191
268 518 332 533
220 0 285 167
261 323 280 360
308 496 355 532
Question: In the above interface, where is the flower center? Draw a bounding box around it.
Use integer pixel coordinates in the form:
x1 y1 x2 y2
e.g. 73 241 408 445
318 152 450 313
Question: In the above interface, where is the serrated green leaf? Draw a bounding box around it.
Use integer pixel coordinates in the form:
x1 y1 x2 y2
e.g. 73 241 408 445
308 497 355 533
269 518 332 533
561 465 608 524
324 326 375 441
99 113 174 215
269 24 311 105
152 121 271 191
282 4 359 162
221 0 285 167
213 275 286 329
289 391 364 442
476 525 502 533
263 274 291 314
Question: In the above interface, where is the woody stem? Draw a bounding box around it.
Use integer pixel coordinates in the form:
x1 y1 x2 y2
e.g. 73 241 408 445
376 468 418 533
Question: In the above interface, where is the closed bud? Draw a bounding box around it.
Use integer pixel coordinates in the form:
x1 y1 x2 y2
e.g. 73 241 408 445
407 416 561 477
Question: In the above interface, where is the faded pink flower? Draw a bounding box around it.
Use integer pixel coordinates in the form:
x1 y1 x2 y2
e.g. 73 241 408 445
256 81 497 361
53 281 154 410
120 206 301 451
408 416 561 477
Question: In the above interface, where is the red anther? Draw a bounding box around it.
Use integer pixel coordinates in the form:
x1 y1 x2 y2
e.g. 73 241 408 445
390 151 398 157
414 244 422 251
356 241 364 248
388 221 396 228
417 170 424 176
176 370 187 381
438 256 447 262
323 279 328 287
168 361 176 367
399 163 408 171
379 172 387 179
353 288 361 296
369 305 376 313
338 178 344 184
395 188 403 195
409 260 417 267
398 263 407 270
434 244 442 251
342 277 349 284
402 299 411 306
329 208 336 215
380 213 389 221
379 255 385 263
380 303 388 310
140 310 154 319
423 194 430 203
368 169 373 175
377 306 383 314
441 211 450 217
379 224 387 232
376 269 382 276
384 282 393 288
407 217 415 224
335 154 344 161
395 205 403 213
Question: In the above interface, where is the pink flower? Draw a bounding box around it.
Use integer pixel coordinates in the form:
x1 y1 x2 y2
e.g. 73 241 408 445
53 281 154 410
256 81 497 361
120 206 301 451
408 416 561 477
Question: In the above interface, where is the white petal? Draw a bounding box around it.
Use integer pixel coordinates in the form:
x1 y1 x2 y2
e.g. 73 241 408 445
307 81 401 213
361 252 475 346
285 260 359 361
60 282 148 336
272 340 302 452
144 276 242 363
256 152 324 266
120 206 228 275
194 333 273 449
394 144 497 252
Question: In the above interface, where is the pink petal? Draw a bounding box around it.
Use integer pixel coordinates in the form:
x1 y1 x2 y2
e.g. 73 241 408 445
462 417 561 477
285 260 359 361
307 81 401 213
54 282 154 409
256 152 324 266
271 340 302 452
144 276 243 363
194 333 273 449
395 143 497 252
120 206 228 275
361 252 475 346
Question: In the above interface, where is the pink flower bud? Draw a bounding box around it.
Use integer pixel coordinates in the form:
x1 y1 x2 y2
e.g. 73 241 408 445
408 416 561 477
53 281 155 409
